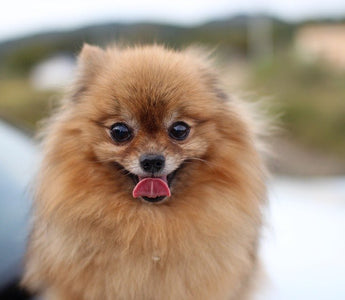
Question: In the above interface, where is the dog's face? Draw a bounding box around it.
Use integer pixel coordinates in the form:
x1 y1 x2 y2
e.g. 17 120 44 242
69 45 230 204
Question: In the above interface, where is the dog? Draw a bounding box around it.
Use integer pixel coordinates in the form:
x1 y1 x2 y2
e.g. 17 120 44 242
22 44 267 300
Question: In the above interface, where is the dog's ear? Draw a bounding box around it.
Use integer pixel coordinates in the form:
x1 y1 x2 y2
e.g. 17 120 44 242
78 44 105 69
70 44 105 102
184 46 228 101
199 67 228 101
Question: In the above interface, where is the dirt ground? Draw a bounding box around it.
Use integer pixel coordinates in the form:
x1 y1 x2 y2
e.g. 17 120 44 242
268 136 345 176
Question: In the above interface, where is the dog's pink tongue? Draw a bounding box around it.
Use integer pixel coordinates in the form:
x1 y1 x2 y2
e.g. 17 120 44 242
133 176 171 198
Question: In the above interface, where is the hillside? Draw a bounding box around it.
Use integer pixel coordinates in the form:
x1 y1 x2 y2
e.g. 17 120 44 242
0 15 294 75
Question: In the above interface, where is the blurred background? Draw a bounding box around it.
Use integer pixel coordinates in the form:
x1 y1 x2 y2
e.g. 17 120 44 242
0 1 344 299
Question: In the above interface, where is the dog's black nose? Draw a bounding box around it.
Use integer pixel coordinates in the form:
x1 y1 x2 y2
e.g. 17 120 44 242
140 154 165 173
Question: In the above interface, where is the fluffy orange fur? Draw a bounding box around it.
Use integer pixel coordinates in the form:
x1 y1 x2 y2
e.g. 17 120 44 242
22 44 267 300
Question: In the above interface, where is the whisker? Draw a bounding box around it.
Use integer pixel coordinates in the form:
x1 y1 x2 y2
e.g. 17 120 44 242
93 159 129 172
94 158 115 164
186 157 215 169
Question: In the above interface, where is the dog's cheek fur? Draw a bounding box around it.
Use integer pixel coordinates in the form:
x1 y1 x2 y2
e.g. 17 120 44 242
22 45 266 300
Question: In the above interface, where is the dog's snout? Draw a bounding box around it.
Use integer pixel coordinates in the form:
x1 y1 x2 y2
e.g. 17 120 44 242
140 154 165 173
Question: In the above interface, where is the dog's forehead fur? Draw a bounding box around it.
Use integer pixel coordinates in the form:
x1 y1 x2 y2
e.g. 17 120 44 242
79 45 222 130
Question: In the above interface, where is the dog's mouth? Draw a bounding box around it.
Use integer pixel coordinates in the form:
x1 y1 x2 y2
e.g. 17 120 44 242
115 164 180 203
131 169 179 203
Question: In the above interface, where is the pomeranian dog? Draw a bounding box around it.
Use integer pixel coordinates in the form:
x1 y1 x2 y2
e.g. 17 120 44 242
22 44 267 300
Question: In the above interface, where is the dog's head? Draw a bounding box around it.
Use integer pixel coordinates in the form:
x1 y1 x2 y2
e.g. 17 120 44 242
59 44 250 205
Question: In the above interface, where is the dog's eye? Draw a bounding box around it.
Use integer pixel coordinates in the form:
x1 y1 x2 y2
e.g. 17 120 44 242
169 121 190 141
110 123 132 143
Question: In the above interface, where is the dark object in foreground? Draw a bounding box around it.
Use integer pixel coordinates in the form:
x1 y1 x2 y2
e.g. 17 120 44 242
0 121 37 299
0 279 32 300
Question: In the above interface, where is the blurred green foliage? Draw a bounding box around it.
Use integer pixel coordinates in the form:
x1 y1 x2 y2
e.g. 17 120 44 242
249 52 345 156
0 79 57 130
4 45 54 75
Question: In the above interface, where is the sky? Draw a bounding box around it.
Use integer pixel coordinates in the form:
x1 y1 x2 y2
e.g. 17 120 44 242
1 0 345 42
